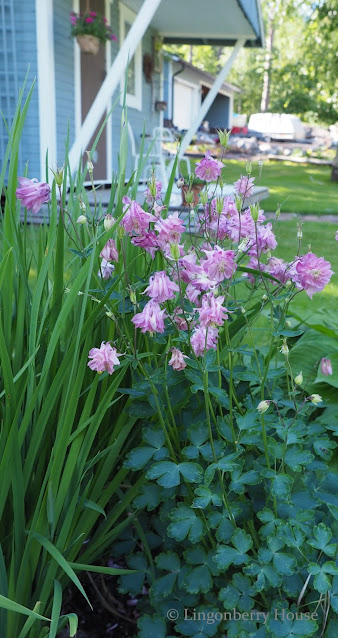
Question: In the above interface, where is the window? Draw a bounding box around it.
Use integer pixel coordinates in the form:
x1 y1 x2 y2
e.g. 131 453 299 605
119 4 142 111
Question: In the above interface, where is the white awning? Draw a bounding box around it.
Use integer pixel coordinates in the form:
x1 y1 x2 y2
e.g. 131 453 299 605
121 0 264 47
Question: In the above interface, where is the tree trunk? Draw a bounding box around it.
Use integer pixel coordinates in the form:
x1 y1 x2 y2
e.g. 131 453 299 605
260 6 275 112
331 146 338 182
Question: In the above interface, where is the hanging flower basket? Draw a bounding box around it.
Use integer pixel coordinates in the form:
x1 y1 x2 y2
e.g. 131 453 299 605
70 11 117 55
76 34 100 55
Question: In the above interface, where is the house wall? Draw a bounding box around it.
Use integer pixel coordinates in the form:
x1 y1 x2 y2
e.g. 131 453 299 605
205 93 231 130
1 0 162 183
0 1 40 177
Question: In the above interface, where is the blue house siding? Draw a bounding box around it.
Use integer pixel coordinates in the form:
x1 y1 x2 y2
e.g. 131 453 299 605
54 0 76 168
206 94 230 130
0 1 39 177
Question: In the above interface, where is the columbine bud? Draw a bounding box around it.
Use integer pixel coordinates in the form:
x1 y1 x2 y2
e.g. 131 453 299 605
250 203 259 222
148 175 157 198
241 307 246 314
258 160 264 169
104 214 115 231
76 215 87 224
321 357 333 376
297 223 303 240
117 224 125 239
276 204 281 219
245 160 252 175
86 151 94 174
184 189 194 205
190 209 195 219
262 294 268 301
309 394 322 405
280 339 289 356
129 290 137 305
216 197 224 214
170 242 180 261
294 371 303 385
217 128 230 147
52 165 64 186
257 400 270 413
200 191 208 205
176 177 184 188
235 196 242 211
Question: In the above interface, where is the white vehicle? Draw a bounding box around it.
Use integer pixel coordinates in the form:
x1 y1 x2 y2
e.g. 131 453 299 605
248 113 306 141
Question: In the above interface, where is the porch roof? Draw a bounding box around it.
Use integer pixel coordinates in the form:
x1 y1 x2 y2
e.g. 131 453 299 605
121 0 264 47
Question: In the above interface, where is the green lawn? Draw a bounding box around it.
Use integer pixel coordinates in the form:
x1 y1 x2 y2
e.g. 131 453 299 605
274 219 338 318
183 157 338 215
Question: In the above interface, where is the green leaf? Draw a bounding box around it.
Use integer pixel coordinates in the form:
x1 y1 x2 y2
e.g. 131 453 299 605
133 483 162 511
273 552 297 576
168 504 205 543
32 532 92 608
230 469 260 494
308 523 336 556
184 564 213 594
137 614 167 638
267 607 318 637
284 446 314 472
119 554 147 595
0 594 50 621
214 546 245 570
175 606 221 637
271 474 294 499
83 499 106 518
146 461 180 487
233 529 253 554
146 461 203 488
308 561 338 594
192 486 222 509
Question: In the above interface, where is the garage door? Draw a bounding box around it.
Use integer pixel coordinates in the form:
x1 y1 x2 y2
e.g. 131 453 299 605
173 80 198 131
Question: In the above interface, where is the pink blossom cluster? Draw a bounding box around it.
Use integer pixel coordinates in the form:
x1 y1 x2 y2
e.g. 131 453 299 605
85 151 334 372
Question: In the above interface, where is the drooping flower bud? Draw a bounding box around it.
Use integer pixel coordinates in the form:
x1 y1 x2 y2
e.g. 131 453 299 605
217 128 230 147
104 214 115 231
294 371 303 385
76 215 87 224
321 357 333 376
176 177 184 188
86 151 94 174
200 190 208 205
280 339 289 356
309 394 322 405
257 400 270 413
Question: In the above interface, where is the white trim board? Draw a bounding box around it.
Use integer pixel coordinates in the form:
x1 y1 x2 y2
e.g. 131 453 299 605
36 0 57 180
119 3 142 111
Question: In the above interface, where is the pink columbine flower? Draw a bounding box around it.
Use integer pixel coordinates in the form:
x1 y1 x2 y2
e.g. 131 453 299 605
100 238 119 262
16 177 51 214
143 271 179 303
173 308 188 330
195 150 223 182
121 199 156 235
155 211 185 245
249 222 277 256
321 357 333 376
168 348 188 371
88 341 121 375
202 246 237 283
191 326 219 357
131 231 159 259
132 300 166 334
267 257 290 284
85 17 94 23
292 252 333 298
234 175 255 197
198 293 228 328
98 259 114 280
89 11 97 16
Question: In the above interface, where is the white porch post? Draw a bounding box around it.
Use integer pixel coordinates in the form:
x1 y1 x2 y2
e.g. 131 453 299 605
179 39 245 158
69 0 163 175
36 0 57 180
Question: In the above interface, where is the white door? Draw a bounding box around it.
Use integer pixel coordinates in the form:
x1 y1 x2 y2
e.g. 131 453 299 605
173 80 198 130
